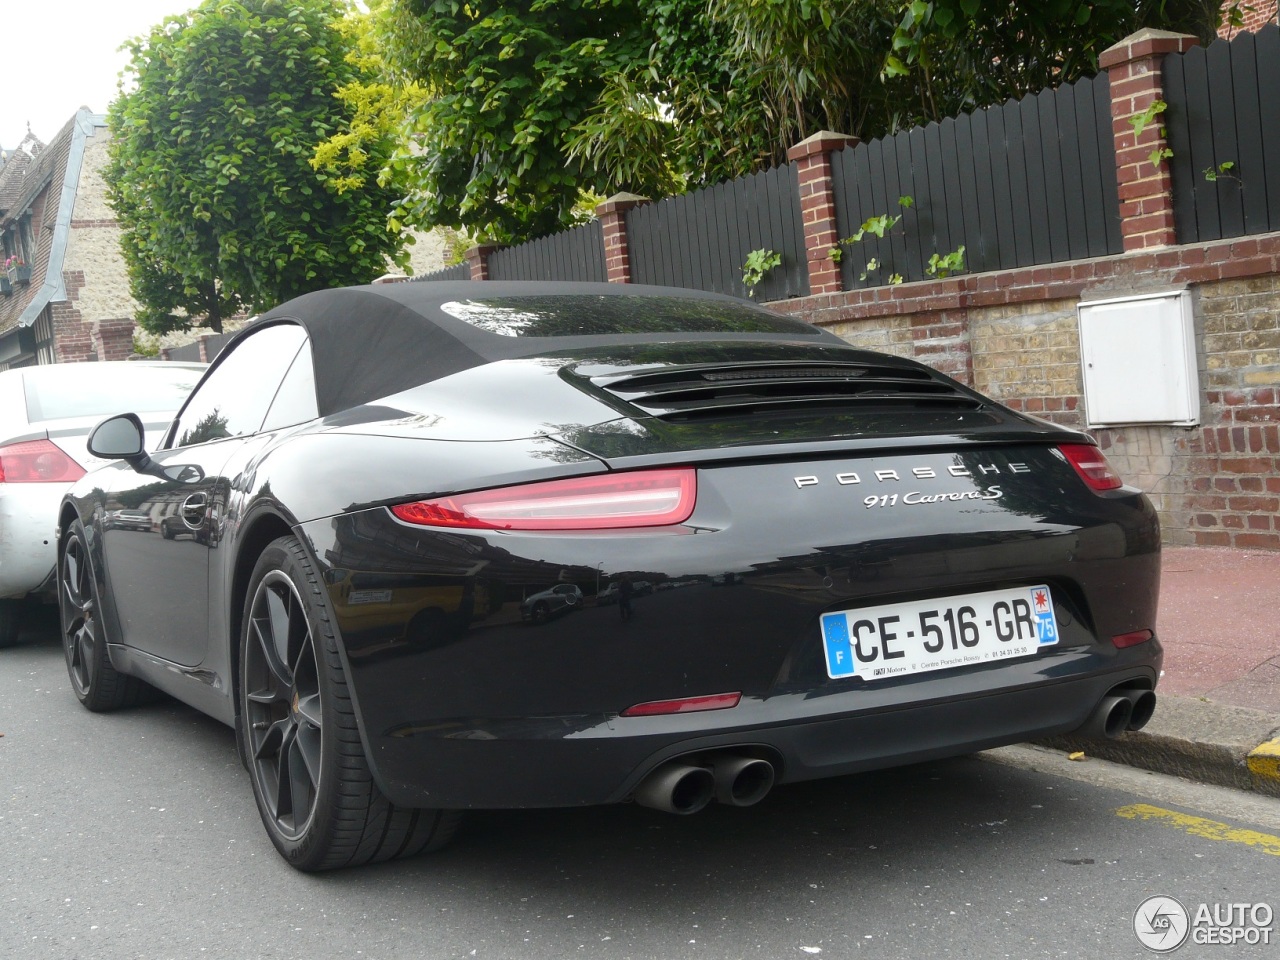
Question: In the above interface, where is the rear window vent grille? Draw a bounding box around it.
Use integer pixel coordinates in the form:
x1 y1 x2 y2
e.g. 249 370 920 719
589 362 982 421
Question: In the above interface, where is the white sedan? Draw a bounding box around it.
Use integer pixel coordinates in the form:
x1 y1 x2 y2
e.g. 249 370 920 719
0 360 206 645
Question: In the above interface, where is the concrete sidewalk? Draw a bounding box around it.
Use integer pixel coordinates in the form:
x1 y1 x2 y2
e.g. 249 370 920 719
1043 545 1280 797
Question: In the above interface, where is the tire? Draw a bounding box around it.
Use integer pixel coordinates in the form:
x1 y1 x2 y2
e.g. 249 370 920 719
59 520 149 711
531 601 550 623
0 598 28 648
239 535 459 871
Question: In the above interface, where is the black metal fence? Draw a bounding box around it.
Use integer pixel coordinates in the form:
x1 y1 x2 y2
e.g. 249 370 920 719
1165 23 1280 242
831 72 1122 288
403 28 1279 298
487 221 606 282
413 263 470 282
626 163 809 301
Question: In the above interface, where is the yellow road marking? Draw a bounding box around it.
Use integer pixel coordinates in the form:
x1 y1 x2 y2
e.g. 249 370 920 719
1116 803 1280 856
1246 738 1280 784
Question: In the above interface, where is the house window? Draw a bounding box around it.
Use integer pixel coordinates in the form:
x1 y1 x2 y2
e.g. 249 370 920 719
19 216 34 263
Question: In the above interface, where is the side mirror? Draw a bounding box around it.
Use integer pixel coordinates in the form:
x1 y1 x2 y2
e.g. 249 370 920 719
88 414 153 472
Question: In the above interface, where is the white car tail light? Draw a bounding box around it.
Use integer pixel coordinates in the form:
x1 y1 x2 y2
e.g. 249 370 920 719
0 439 86 483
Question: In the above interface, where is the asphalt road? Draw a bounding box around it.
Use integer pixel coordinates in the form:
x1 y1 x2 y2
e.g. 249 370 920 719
3 612 1279 960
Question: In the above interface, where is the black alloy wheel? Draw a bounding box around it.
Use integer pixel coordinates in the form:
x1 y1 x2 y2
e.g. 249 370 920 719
59 520 146 710
240 536 459 871
243 566 324 843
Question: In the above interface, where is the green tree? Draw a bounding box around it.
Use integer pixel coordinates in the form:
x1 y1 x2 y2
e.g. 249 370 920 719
706 0 905 163
106 0 408 334
328 0 1247 246
318 0 770 242
380 0 652 244
568 0 774 190
885 1 1250 121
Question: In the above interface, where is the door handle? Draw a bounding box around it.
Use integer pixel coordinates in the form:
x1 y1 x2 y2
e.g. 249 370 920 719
180 493 208 522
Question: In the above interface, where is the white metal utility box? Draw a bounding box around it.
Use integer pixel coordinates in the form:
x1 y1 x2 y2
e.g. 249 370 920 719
1076 290 1200 428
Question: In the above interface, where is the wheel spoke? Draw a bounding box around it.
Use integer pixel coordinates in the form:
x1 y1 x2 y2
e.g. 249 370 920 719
72 622 94 690
273 723 297 823
292 635 319 710
264 585 293 671
253 716 289 762
250 615 291 692
287 729 316 824
294 691 322 728
245 686 283 706
63 547 81 602
69 625 86 686
294 720 322 786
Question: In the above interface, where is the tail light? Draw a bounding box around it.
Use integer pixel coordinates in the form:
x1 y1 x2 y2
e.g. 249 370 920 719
621 692 741 717
1111 629 1153 649
1057 443 1124 492
0 439 86 483
390 468 696 531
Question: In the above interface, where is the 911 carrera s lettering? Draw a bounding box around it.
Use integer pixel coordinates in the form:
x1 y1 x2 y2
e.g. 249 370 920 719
864 487 1003 508
901 487 1003 505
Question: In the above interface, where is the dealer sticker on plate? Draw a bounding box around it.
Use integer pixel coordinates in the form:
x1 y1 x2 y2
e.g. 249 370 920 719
820 584 1059 681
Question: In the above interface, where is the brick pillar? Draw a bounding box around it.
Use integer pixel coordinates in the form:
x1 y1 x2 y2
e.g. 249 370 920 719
786 131 859 295
464 243 505 281
595 193 649 284
51 303 95 363
1099 29 1199 251
92 319 135 361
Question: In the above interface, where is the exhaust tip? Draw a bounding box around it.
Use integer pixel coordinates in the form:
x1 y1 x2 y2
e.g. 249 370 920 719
633 763 715 815
711 756 775 807
1083 695 1133 739
1127 690 1157 730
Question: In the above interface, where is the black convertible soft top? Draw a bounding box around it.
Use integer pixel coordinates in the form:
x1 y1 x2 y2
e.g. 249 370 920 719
246 281 842 417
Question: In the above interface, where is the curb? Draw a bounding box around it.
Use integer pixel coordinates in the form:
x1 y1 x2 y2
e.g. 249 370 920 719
1038 694 1280 799
1247 737 1280 787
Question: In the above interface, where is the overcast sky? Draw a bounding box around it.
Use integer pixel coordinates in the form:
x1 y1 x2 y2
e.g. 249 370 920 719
1 0 198 150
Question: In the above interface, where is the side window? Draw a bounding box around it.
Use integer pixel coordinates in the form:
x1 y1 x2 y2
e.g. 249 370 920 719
170 323 307 448
261 342 318 432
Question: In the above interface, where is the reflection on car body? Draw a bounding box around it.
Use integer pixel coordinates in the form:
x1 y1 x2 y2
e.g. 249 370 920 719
55 281 1162 873
519 583 583 623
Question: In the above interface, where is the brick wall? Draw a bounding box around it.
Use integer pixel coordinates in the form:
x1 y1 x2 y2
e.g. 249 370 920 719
92 319 135 361
1219 0 1278 37
51 270 95 363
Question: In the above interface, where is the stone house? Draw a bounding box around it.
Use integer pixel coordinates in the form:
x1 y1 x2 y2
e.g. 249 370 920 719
0 109 136 370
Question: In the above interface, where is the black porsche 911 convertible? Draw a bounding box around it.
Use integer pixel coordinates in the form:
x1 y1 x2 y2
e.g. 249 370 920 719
58 281 1161 871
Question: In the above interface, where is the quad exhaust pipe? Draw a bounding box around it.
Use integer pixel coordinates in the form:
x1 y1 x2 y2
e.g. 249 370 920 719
1081 686 1157 739
633 753 776 815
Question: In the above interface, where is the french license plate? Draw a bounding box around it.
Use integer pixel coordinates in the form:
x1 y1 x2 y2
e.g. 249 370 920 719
820 584 1059 681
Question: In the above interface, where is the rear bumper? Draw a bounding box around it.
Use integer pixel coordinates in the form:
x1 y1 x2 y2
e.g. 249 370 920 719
0 483 66 598
363 651 1160 809
296 444 1162 810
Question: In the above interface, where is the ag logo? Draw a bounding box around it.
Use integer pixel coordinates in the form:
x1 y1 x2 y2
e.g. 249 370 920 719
1134 895 1190 952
